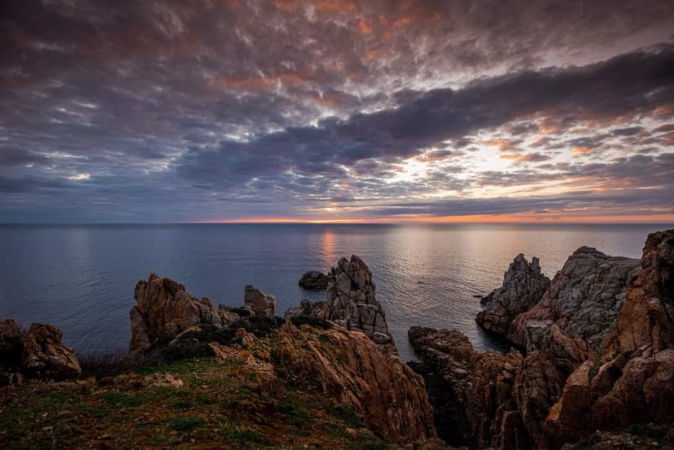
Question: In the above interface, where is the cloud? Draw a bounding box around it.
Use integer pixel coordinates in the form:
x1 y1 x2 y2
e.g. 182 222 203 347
0 0 673 222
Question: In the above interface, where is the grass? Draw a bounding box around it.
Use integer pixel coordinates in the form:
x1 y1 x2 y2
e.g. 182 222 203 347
166 416 205 433
1 352 377 449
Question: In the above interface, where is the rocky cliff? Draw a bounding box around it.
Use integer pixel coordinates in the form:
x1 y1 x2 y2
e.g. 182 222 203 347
413 230 673 449
543 230 674 449
478 247 640 355
285 255 397 355
476 254 550 338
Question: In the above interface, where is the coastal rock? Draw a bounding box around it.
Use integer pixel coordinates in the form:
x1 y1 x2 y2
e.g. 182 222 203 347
284 299 326 319
543 230 674 449
21 323 81 381
130 274 223 351
323 255 397 354
244 285 276 318
512 247 640 354
409 326 527 449
273 320 436 445
298 271 330 289
476 254 550 337
616 229 674 353
409 324 593 449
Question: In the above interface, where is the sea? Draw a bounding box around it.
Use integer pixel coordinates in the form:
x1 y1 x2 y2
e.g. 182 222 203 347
1 223 670 361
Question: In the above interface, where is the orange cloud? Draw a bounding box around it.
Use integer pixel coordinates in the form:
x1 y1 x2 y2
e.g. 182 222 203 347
482 139 520 152
209 76 275 91
500 153 551 164
316 0 357 14
273 0 299 11
357 17 373 35
572 146 593 155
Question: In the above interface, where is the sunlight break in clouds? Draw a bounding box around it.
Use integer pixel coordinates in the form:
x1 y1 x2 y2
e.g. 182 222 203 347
0 0 673 223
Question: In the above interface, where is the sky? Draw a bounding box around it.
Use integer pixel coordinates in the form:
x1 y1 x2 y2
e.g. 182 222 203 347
1 0 674 223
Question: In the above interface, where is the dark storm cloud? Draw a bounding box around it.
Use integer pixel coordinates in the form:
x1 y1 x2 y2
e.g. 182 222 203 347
178 46 674 185
1 0 674 221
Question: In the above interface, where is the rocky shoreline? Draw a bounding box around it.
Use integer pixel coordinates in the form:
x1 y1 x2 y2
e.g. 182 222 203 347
1 230 673 449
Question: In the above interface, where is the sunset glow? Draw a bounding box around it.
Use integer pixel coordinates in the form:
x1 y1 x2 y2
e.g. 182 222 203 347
1 0 673 223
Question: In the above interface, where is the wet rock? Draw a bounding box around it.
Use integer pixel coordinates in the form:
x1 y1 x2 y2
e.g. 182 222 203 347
244 285 276 319
21 323 81 381
274 320 435 445
476 254 550 337
130 274 223 351
298 271 330 289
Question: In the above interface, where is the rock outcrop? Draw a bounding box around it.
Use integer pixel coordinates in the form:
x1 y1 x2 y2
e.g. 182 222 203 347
476 254 550 337
243 285 276 318
409 326 527 449
543 230 674 449
0 321 81 383
505 247 640 354
616 230 674 353
298 271 330 289
274 320 436 445
286 255 397 354
21 323 81 381
130 274 227 351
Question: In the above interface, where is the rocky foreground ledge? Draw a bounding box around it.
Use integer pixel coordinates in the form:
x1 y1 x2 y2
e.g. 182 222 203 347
0 255 444 449
411 229 674 450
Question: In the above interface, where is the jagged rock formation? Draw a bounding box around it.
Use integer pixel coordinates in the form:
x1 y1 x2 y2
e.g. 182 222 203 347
298 271 330 289
285 255 397 355
21 323 81 381
409 326 525 448
130 274 229 351
274 320 436 445
543 230 674 449
244 285 276 318
409 325 593 449
616 230 674 353
481 247 640 355
476 254 550 337
0 320 81 383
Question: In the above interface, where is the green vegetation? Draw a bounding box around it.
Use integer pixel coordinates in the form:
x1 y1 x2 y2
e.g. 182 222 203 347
0 354 390 449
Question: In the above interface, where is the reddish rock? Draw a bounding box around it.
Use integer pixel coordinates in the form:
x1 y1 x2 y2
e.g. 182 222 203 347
273 320 435 445
130 274 224 350
617 230 674 353
543 230 674 450
21 323 81 381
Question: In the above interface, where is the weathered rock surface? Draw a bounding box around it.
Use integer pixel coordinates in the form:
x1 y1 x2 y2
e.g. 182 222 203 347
511 247 640 354
298 271 330 289
616 229 674 353
477 254 550 337
21 323 81 381
273 320 436 445
409 322 595 449
130 274 226 351
287 255 396 354
543 230 674 450
409 326 526 449
244 285 277 318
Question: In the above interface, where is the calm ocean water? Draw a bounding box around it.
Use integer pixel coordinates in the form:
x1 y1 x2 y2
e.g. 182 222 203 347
0 223 670 361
